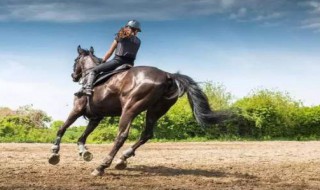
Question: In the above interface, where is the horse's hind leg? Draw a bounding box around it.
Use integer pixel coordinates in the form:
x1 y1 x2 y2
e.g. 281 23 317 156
91 95 152 176
77 117 102 162
91 112 135 176
115 98 177 170
49 97 86 165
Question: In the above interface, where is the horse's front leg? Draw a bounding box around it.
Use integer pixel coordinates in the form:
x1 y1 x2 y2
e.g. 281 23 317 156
77 117 102 162
49 97 86 165
49 111 82 165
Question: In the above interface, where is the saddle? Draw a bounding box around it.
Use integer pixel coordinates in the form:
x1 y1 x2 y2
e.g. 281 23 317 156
74 64 132 97
93 64 132 87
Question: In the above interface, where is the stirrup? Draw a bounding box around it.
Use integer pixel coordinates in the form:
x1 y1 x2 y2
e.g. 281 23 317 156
74 88 85 96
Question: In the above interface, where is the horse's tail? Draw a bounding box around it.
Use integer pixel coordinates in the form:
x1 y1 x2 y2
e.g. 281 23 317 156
170 73 229 126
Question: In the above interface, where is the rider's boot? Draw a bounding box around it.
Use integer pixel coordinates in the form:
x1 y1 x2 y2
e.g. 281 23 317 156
74 88 85 96
83 72 96 96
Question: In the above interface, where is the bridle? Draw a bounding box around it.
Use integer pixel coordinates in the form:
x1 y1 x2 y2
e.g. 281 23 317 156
73 53 99 81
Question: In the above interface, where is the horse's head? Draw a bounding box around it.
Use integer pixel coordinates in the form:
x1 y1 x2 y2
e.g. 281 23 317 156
71 45 100 82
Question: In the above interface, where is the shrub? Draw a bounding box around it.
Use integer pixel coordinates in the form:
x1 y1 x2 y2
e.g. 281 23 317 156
232 89 300 138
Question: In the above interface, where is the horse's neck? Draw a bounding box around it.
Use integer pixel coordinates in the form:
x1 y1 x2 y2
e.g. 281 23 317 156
82 56 97 73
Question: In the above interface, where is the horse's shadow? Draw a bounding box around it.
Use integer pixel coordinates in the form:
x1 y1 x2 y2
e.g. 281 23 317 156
115 165 257 180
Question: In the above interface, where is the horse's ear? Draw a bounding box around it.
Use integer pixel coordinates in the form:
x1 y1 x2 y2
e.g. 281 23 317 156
89 46 94 55
77 45 83 54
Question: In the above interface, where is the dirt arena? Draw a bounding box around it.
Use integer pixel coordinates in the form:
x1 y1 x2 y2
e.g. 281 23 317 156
1 142 320 190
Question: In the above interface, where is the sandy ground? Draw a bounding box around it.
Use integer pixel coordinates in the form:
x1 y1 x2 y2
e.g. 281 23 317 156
1 142 320 190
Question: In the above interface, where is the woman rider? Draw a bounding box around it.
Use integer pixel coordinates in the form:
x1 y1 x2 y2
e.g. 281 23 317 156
83 20 142 96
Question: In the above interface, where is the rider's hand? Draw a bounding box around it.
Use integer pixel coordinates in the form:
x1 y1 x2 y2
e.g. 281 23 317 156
99 58 104 63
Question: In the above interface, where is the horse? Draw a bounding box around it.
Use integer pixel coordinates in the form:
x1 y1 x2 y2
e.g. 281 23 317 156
49 45 229 176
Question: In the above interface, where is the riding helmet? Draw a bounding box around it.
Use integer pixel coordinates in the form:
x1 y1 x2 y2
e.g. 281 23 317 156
126 20 142 32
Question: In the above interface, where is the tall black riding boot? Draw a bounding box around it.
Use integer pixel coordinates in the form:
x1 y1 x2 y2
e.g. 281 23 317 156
83 71 96 96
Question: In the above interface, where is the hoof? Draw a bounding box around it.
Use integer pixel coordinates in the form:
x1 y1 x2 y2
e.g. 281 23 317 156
82 151 93 162
48 153 60 165
91 169 104 176
115 159 127 170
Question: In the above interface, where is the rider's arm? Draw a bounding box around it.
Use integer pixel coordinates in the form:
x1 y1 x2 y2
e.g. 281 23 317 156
102 40 117 63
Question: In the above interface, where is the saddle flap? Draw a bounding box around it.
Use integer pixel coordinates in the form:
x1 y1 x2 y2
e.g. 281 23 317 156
93 64 132 86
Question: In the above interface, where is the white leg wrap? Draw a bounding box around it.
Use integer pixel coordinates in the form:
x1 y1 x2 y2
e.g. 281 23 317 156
123 148 134 158
78 144 86 153
51 144 59 151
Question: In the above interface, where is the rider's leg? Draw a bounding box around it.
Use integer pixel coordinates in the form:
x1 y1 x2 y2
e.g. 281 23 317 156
82 71 96 96
83 59 122 96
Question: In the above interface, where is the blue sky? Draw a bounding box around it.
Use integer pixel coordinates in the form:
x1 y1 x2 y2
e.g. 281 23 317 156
1 0 320 125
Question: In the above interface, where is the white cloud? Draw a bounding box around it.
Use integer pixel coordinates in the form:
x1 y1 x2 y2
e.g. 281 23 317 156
299 1 320 32
302 22 320 29
221 0 236 8
229 7 247 19
303 1 320 13
0 0 301 23
0 1 233 22
252 12 283 21
0 0 318 33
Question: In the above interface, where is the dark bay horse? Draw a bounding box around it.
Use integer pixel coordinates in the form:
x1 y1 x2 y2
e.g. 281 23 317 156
49 45 228 176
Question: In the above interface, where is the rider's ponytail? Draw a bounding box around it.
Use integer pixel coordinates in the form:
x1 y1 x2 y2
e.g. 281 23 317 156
116 27 130 39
